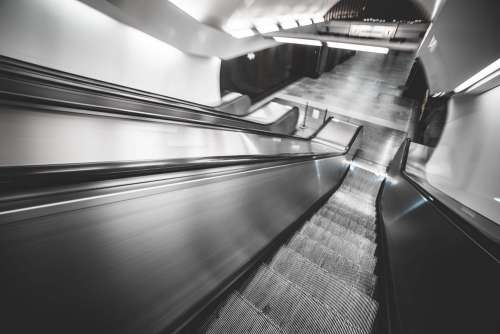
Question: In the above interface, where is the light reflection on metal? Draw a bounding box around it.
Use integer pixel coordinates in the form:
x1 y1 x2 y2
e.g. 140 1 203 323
350 160 387 178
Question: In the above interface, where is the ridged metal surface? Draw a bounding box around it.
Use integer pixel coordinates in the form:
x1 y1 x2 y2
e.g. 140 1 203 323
203 163 383 334
307 216 377 254
205 293 283 334
299 223 377 268
286 234 377 296
270 247 378 331
242 265 363 334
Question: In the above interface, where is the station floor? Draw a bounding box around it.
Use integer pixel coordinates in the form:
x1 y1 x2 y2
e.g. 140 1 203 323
256 51 418 170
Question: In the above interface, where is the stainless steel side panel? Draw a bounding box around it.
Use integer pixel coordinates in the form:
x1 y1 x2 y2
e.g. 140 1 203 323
0 156 350 333
0 106 333 166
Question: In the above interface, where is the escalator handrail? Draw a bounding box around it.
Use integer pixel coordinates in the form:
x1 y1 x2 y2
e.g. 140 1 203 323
393 139 500 259
0 125 362 193
0 55 303 138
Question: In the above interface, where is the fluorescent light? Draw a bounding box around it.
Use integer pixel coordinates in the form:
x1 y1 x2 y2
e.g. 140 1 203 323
227 28 255 38
454 58 500 93
312 16 325 23
280 20 298 29
494 197 500 203
327 41 389 54
466 69 500 93
274 37 322 47
298 18 313 26
255 23 279 34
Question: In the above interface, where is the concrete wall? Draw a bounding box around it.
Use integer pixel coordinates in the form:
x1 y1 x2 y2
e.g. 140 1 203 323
0 0 222 106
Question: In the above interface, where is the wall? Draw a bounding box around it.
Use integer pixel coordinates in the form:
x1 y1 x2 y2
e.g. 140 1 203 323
0 0 222 106
422 86 500 225
418 0 499 94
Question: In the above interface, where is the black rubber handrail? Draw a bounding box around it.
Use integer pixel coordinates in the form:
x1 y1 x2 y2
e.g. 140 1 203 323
0 125 362 193
0 56 304 137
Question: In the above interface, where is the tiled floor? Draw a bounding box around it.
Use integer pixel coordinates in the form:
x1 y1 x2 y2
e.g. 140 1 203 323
260 51 418 168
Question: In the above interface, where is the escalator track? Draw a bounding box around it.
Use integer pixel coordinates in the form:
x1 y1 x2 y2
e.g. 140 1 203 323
201 162 384 334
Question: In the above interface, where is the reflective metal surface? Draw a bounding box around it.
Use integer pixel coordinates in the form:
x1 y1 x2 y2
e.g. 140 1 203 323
244 101 295 125
0 155 350 334
405 86 500 226
381 140 500 334
202 160 383 334
0 106 345 166
312 118 359 151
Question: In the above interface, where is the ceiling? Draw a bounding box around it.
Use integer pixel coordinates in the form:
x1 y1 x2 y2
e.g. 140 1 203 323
167 0 445 29
167 0 337 31
81 0 446 60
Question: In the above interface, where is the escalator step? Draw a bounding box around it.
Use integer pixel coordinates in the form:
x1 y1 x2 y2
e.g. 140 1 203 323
335 188 377 205
308 216 377 255
319 206 377 237
270 247 378 333
242 265 367 334
325 196 377 222
204 292 284 334
300 223 377 269
287 234 377 294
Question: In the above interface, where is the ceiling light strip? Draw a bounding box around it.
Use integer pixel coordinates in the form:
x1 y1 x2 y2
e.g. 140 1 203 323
454 58 500 93
255 23 280 34
465 70 500 93
227 28 255 39
297 18 313 26
274 37 322 47
327 41 389 54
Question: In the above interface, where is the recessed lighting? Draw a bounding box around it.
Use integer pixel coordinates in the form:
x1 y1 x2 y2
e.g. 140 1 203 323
297 18 313 26
312 16 325 23
255 23 279 34
280 20 298 30
273 37 322 47
227 28 255 38
454 58 500 93
465 69 500 93
327 41 389 54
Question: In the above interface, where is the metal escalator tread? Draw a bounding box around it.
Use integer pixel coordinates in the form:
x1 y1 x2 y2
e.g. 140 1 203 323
204 292 284 334
335 186 377 203
202 164 383 334
270 247 378 332
327 198 377 219
287 234 377 295
242 264 366 334
307 216 377 255
318 207 377 239
299 223 377 269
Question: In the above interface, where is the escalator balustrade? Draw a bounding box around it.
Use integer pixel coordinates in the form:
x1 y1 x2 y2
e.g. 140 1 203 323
202 163 384 334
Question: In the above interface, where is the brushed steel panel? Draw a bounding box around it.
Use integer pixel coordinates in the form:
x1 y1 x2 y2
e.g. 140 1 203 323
0 156 349 333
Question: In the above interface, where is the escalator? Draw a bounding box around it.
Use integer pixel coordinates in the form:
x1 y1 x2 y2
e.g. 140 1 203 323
201 163 384 334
